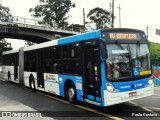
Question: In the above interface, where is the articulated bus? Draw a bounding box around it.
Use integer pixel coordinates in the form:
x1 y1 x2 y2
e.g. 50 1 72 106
2 28 154 106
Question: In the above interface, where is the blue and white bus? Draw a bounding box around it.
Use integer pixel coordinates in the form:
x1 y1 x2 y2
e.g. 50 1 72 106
2 28 154 106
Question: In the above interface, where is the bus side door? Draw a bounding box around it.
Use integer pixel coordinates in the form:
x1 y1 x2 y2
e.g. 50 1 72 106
82 45 101 101
36 50 44 88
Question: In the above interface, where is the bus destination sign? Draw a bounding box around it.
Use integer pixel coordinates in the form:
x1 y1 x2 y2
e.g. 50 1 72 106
109 33 141 40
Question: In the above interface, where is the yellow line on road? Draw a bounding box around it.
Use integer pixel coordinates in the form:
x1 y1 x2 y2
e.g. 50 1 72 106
37 92 69 104
74 104 124 120
37 92 124 120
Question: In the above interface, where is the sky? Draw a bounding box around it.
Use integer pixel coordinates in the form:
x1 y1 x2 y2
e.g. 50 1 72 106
2 0 160 49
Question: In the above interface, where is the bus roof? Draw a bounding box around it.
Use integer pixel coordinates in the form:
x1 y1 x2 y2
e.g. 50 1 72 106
3 29 102 54
3 28 145 55
3 49 19 55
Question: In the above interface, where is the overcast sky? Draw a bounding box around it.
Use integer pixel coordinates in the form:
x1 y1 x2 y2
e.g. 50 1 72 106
2 0 160 49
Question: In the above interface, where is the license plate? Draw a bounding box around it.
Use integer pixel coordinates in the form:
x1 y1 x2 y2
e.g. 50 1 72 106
129 92 137 97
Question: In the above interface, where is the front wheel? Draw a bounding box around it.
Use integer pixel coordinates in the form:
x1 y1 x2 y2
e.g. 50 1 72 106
67 83 77 104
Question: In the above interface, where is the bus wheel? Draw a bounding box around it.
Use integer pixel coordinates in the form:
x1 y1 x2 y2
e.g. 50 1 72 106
67 83 77 104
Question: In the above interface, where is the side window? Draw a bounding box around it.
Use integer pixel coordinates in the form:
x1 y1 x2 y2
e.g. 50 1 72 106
63 43 80 75
44 48 52 60
2 54 14 66
44 47 52 73
63 43 79 58
53 46 62 59
52 46 62 74
24 51 36 72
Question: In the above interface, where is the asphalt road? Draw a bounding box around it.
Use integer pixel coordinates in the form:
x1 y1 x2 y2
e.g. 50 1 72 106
0 74 160 120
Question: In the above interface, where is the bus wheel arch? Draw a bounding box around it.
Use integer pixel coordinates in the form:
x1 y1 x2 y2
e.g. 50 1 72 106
29 74 36 91
64 79 77 103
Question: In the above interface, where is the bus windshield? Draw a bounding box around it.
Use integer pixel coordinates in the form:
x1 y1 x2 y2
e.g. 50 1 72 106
106 43 151 81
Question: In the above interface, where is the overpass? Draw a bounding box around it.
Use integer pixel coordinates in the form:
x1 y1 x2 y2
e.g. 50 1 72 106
0 16 84 43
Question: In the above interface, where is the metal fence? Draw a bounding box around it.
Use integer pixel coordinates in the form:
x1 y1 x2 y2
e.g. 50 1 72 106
0 16 85 34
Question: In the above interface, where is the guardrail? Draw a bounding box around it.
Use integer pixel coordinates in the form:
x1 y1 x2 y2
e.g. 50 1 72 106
0 16 86 34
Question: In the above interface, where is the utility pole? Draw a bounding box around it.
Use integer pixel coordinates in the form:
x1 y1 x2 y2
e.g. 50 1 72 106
146 25 149 38
109 2 112 13
83 8 85 31
117 5 122 28
111 0 115 28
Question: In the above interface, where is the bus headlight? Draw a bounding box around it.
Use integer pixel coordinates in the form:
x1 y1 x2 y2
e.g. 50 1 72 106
106 84 118 92
145 79 153 87
148 79 153 85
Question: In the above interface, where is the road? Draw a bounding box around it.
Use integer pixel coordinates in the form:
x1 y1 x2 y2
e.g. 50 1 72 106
0 74 160 120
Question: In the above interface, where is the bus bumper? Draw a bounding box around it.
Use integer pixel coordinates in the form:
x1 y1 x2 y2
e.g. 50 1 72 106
103 84 154 106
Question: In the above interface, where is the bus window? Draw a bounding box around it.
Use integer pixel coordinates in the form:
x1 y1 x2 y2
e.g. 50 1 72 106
53 61 63 74
53 46 62 59
44 61 52 73
44 48 52 60
24 52 36 72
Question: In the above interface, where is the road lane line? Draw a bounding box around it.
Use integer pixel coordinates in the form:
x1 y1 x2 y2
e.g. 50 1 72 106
37 92 69 104
154 94 160 97
146 106 160 110
37 92 124 120
151 96 160 98
74 104 124 120
129 101 160 116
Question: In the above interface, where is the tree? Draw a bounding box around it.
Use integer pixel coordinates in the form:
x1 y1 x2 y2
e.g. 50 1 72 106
29 0 75 28
87 7 112 29
0 5 13 64
0 4 13 22
0 39 12 64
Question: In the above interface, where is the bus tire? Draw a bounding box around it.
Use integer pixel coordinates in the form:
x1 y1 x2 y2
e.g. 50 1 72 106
29 75 36 91
67 83 77 104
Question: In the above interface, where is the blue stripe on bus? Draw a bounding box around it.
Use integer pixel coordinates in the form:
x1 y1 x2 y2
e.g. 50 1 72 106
96 97 102 102
87 95 94 100
58 30 101 45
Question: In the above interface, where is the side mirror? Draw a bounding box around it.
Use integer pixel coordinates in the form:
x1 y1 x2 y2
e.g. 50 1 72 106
101 44 107 59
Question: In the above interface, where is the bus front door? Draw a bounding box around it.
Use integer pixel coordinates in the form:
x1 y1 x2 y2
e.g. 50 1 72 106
83 45 101 102
36 51 44 88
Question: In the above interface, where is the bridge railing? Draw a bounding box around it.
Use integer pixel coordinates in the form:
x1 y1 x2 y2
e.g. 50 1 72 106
8 16 85 34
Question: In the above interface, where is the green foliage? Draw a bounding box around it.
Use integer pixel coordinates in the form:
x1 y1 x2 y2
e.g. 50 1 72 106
29 0 75 28
0 4 13 22
149 42 160 58
0 5 13 64
0 39 12 64
87 7 112 29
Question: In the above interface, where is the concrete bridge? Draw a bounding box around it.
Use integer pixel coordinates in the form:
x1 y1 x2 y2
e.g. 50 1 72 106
0 16 84 43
